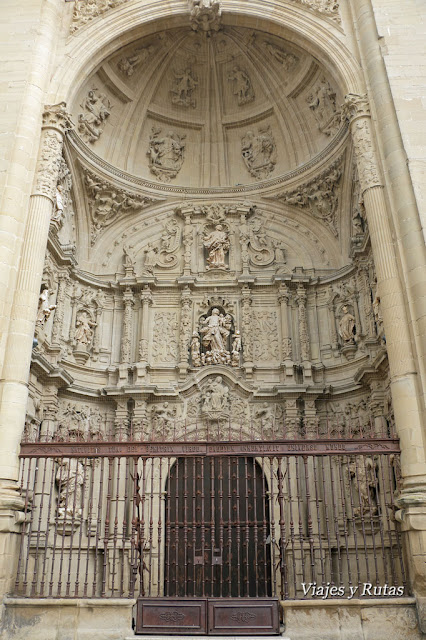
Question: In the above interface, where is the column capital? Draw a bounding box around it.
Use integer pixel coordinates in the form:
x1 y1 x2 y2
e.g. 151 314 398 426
33 104 74 201
140 285 153 305
341 93 371 124
341 94 383 195
41 102 74 135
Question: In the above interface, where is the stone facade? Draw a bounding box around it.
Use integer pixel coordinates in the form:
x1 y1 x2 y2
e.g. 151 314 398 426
0 0 425 639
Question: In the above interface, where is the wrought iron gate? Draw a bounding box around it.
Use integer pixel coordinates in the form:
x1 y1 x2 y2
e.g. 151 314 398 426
16 432 406 635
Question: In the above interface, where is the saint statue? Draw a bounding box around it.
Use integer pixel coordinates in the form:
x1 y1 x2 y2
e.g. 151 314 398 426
202 376 229 414
191 332 201 367
75 312 97 347
203 224 230 270
199 308 231 364
339 305 356 343
36 287 56 327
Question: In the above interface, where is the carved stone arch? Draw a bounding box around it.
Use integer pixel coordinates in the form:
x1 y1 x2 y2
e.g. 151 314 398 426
51 2 364 108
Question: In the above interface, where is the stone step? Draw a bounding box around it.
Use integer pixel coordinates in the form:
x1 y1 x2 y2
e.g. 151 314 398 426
125 637 290 640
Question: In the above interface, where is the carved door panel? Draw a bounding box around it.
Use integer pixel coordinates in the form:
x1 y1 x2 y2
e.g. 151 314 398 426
165 456 272 598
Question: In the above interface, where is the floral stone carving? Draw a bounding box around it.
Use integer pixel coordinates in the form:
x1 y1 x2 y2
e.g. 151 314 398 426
70 0 128 34
84 170 155 245
142 215 182 273
147 127 186 182
272 159 342 237
241 126 277 180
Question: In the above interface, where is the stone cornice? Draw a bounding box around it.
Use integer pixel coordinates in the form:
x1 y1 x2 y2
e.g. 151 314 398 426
67 123 349 198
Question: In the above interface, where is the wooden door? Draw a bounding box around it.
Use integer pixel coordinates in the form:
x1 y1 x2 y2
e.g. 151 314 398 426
165 456 272 598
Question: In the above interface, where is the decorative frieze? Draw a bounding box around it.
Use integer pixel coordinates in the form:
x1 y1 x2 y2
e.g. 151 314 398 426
84 170 155 245
272 159 343 237
70 0 128 34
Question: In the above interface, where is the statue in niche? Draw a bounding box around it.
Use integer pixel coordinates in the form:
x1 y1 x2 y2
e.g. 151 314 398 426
56 458 84 519
52 184 65 226
75 311 96 347
348 456 379 517
307 78 340 136
36 287 56 327
118 45 155 77
203 224 230 270
78 89 112 143
191 332 201 367
123 244 136 270
171 67 198 108
200 308 231 365
262 41 298 70
231 330 242 367
201 376 229 414
143 243 158 274
273 240 287 267
227 66 255 105
373 294 384 337
339 305 356 343
254 403 275 437
241 126 277 180
147 127 186 182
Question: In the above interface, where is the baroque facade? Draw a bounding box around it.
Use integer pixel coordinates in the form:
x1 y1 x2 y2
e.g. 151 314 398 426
0 1 425 639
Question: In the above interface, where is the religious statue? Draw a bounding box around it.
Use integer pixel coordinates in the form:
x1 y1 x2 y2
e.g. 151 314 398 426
78 89 112 143
75 311 97 348
231 330 242 367
36 287 56 327
203 224 230 270
241 126 277 180
227 66 254 105
171 67 198 108
307 78 339 136
254 403 275 438
152 402 176 437
143 243 158 273
118 45 155 77
147 127 186 182
123 244 136 270
200 308 231 365
338 305 356 343
349 456 378 517
189 0 222 34
52 184 65 226
262 41 298 70
56 458 84 519
201 376 229 414
191 332 201 367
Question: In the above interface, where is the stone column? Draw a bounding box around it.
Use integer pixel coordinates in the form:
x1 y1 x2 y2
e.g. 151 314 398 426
136 285 153 383
295 283 311 378
343 93 426 602
0 104 72 481
240 285 253 378
178 287 193 379
119 287 134 382
0 102 72 598
278 283 294 379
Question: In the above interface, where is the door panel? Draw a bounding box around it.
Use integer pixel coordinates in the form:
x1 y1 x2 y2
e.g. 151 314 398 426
165 457 272 598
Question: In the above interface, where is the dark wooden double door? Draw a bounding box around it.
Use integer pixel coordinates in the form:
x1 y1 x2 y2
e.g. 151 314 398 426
165 456 272 598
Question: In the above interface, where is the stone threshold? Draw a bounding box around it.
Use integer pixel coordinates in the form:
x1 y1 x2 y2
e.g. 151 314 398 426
125 637 290 640
4 597 136 607
280 596 416 608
